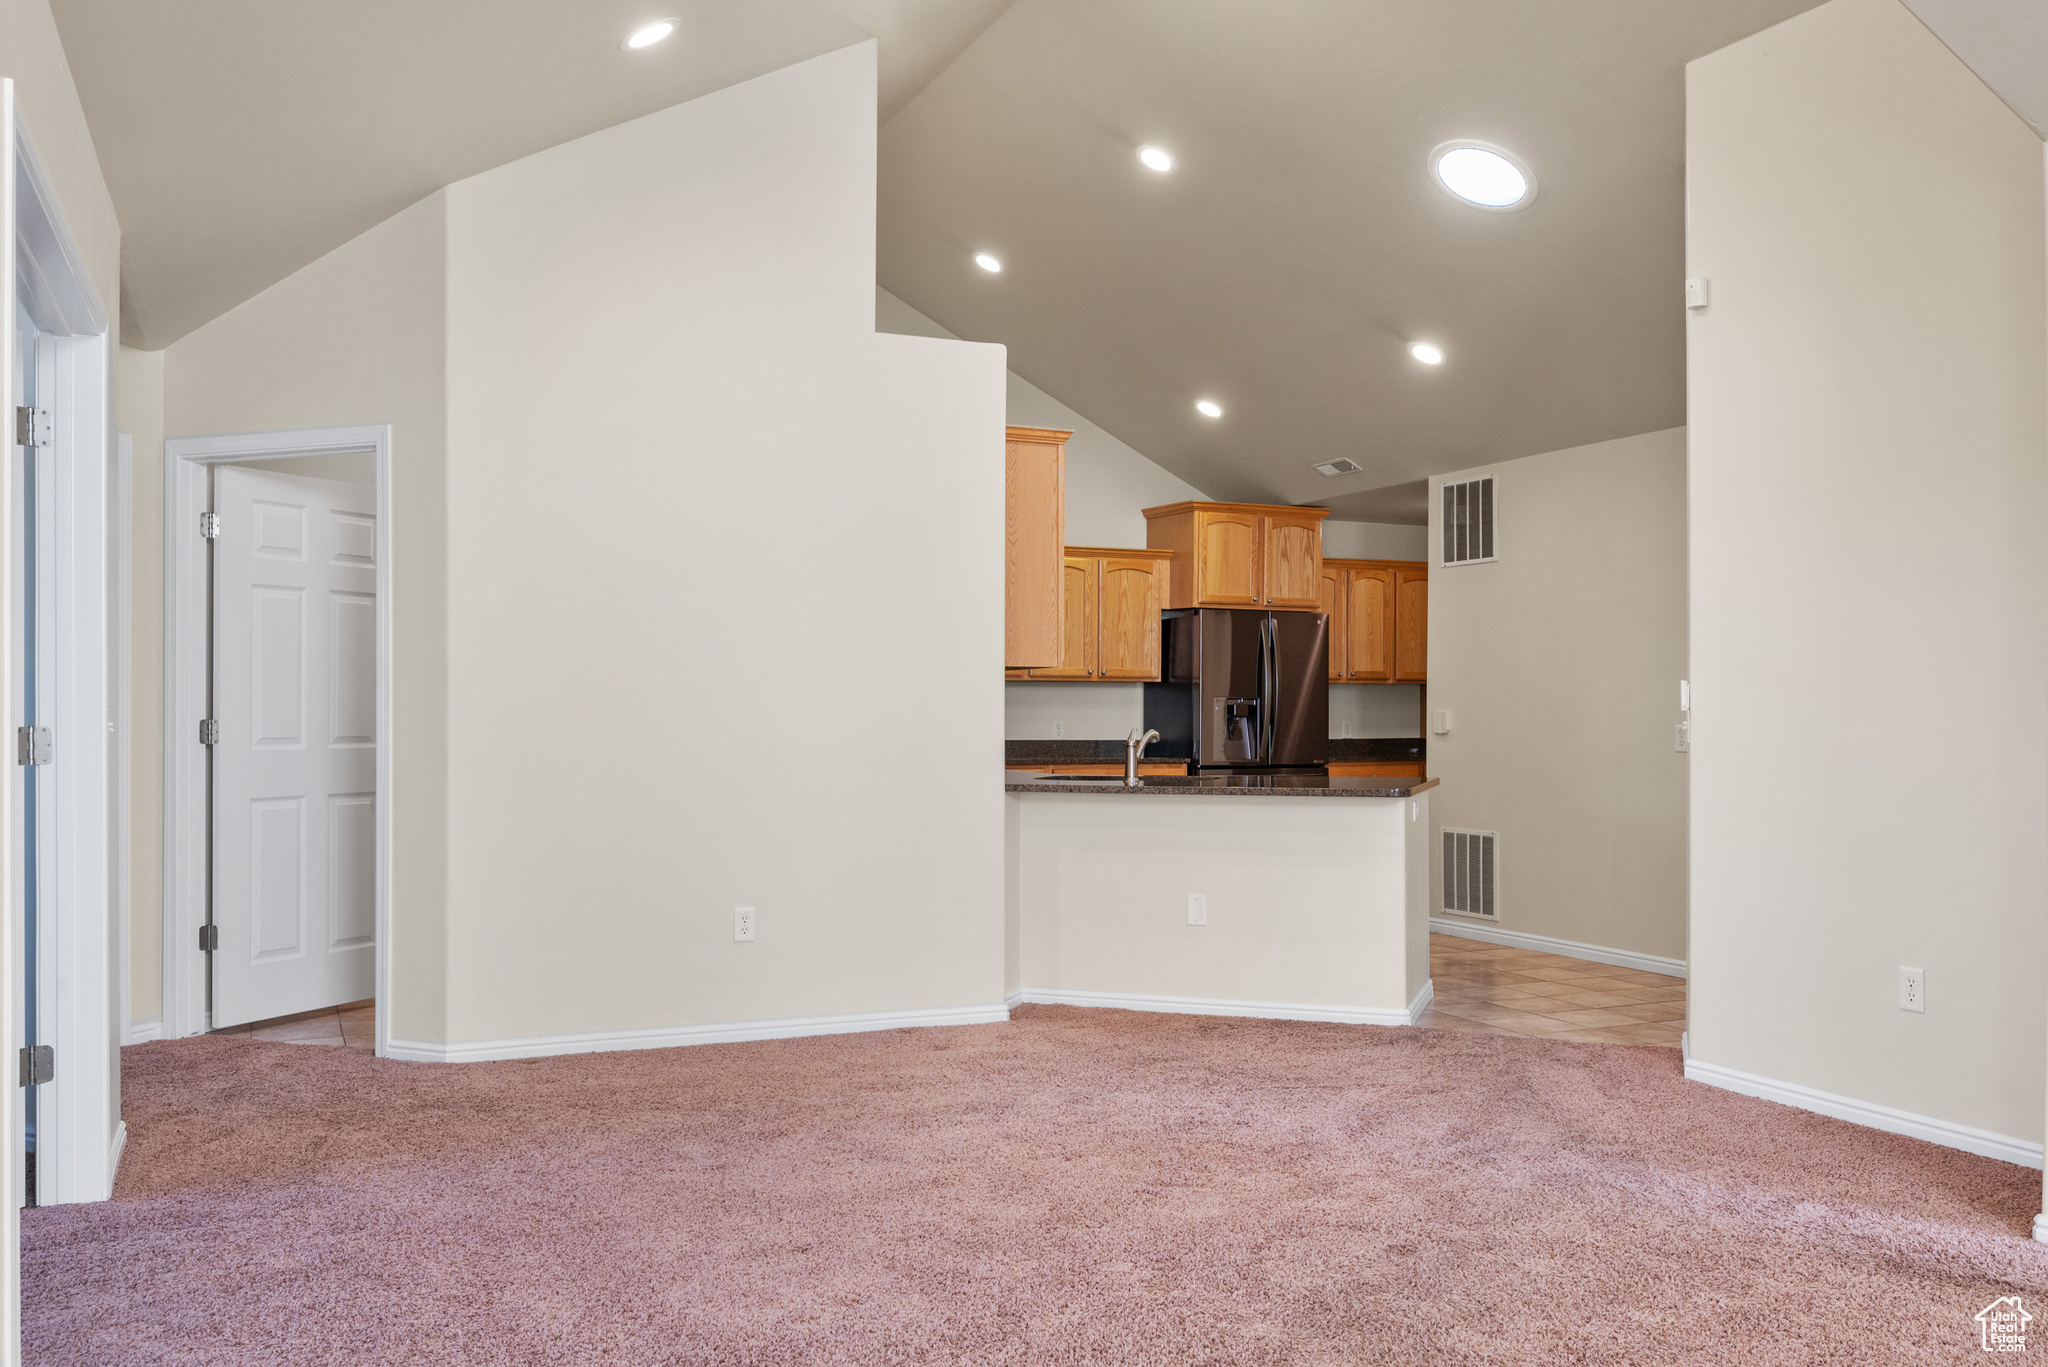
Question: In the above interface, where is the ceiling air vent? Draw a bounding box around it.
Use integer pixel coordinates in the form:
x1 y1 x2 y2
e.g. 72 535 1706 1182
1312 457 1365 478
1441 476 1496 566
1442 829 1498 920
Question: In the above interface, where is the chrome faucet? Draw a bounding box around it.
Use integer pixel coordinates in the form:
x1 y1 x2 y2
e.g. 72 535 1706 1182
1125 727 1162 787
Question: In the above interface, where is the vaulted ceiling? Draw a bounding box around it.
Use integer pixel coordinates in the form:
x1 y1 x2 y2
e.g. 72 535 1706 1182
53 0 2048 523
54 0 1016 348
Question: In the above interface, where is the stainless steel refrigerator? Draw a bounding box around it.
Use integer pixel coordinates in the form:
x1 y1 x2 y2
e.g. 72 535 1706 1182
1144 609 1329 773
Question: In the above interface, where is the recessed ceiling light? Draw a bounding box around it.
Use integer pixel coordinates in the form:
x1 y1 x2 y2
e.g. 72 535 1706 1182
1195 399 1223 418
974 252 1003 273
623 18 678 50
1410 342 1445 365
1138 145 1174 173
1430 142 1535 210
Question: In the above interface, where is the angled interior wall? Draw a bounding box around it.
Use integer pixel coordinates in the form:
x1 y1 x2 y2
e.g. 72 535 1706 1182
1426 428 1690 965
1687 0 2048 1148
435 43 1007 1046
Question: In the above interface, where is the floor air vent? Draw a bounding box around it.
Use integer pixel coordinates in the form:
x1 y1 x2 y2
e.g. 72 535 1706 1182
1441 476 1496 566
1442 828 1498 920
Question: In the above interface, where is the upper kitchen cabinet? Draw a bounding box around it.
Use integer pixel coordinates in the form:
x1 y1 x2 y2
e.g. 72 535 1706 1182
1016 547 1171 681
1325 559 1422 682
1394 564 1429 681
1142 502 1329 611
1318 564 1346 679
1005 426 1070 669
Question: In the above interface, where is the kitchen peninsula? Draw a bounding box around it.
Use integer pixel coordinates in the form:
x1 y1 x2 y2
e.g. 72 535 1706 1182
1004 773 1436 1026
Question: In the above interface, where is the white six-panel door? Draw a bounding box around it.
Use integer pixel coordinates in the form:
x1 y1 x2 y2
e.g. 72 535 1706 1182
212 467 376 1027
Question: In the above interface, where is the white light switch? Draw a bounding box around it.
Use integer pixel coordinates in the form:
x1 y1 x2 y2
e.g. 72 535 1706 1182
1187 893 1207 926
1685 277 1709 310
1679 680 1691 712
1432 709 1452 736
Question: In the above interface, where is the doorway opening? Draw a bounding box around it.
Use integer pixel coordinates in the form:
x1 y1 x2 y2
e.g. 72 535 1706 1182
161 427 393 1055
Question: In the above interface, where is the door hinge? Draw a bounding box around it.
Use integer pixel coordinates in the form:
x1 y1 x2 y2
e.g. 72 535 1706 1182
200 511 221 540
14 406 50 449
198 925 218 953
15 725 51 767
198 718 220 745
18 1045 52 1088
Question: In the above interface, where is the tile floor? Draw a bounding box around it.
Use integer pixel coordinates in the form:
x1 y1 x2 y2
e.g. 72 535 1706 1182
215 999 376 1048
1418 932 1685 1047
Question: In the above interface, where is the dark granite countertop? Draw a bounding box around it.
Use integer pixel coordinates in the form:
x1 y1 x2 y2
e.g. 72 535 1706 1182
1006 773 1439 799
1006 737 1425 766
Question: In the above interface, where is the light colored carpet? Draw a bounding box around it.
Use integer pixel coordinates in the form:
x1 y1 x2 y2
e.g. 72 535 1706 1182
27 1006 2048 1363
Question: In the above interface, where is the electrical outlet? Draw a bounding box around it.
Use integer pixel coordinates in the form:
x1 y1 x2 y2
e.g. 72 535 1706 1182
734 907 756 942
1053 721 1063 739
1187 893 1207 927
1675 721 1690 753
1899 966 1925 1013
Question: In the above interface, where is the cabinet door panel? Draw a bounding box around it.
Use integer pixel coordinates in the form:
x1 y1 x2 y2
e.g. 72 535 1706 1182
1394 566 1428 681
1263 516 1322 608
1347 567 1394 682
1319 564 1347 679
1005 434 1065 667
1028 558 1099 679
1098 558 1163 680
1194 511 1261 605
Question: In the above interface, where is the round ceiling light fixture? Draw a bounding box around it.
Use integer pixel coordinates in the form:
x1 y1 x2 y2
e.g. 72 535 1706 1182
974 252 1003 273
1195 399 1223 418
623 18 679 49
1138 145 1175 173
1410 342 1445 365
1430 141 1535 211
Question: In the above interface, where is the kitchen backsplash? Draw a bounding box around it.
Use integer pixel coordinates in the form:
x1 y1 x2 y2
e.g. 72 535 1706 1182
1005 680 1425 741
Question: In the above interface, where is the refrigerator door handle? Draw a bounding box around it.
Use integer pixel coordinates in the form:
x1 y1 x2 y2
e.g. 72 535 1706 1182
1260 615 1276 763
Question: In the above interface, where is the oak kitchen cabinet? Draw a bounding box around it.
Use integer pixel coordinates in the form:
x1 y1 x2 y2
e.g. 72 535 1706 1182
1004 547 1171 681
1323 558 1425 682
1005 426 1069 669
1142 502 1328 610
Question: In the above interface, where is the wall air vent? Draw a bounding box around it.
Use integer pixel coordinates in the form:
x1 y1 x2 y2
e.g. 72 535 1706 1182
1441 476 1496 566
1313 458 1364 478
1442 828 1498 920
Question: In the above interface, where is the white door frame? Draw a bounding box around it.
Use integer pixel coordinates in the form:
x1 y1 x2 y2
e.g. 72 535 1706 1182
162 426 392 1055
7 73 117 1222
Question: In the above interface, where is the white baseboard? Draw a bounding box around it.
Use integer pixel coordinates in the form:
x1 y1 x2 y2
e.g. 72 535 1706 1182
123 1018 162 1045
383 1001 1012 1064
1407 978 1434 1022
1017 985 1429 1027
2034 1213 2048 1245
1429 916 1686 979
107 1120 127 1193
1684 1054 2043 1170
1003 989 1024 1011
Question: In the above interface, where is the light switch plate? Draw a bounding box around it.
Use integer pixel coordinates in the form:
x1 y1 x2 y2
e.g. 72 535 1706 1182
1187 893 1207 927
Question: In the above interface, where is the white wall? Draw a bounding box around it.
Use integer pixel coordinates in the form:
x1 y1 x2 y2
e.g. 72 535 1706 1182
164 193 451 1042
1322 521 1427 561
1427 427 1689 963
1688 0 2048 1148
435 45 1007 1045
114 347 162 1032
